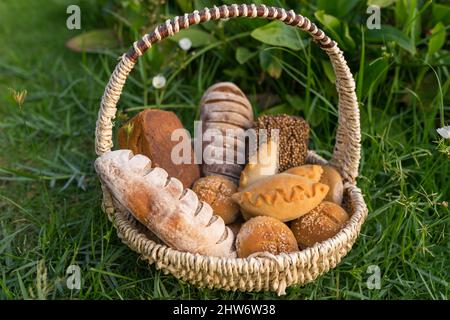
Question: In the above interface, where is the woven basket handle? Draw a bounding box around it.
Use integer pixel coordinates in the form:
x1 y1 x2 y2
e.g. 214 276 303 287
95 4 361 183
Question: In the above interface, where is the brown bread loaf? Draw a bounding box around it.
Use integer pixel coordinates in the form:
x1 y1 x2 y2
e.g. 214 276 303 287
118 109 200 188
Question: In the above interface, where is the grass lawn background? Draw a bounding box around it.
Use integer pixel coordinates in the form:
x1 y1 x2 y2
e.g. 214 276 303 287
0 0 448 299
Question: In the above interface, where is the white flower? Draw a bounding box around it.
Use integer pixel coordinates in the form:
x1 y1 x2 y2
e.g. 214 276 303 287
178 38 192 51
152 74 166 89
437 126 450 139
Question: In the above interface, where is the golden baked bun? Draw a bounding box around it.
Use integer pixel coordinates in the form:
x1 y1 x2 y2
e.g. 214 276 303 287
192 176 240 224
290 201 349 248
236 216 298 258
320 165 344 205
283 165 323 183
232 173 329 222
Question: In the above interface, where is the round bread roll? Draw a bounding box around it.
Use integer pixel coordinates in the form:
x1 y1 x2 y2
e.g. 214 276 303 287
290 201 349 249
192 176 240 224
236 216 298 258
320 165 344 205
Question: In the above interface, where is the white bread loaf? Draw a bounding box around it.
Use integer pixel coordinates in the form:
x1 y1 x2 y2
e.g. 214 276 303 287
95 150 236 258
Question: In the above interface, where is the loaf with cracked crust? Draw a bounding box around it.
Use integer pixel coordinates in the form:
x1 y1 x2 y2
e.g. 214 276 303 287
200 82 254 182
95 150 236 258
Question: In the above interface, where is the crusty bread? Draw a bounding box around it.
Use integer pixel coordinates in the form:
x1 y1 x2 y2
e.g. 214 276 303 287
95 150 236 258
236 216 298 258
203 111 253 129
117 109 200 188
232 173 329 222
200 101 253 120
239 139 279 190
200 82 254 182
290 201 349 248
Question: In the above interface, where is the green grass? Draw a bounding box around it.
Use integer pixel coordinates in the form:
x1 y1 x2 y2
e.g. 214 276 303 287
0 0 449 300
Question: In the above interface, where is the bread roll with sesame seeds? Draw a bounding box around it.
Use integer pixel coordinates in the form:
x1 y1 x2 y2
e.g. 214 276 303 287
232 173 329 222
290 201 349 248
192 176 240 224
236 216 298 258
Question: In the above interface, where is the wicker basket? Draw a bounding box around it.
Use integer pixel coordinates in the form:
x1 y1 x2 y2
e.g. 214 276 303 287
95 4 368 296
